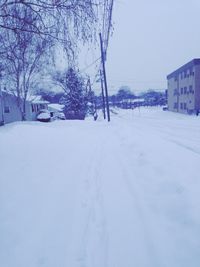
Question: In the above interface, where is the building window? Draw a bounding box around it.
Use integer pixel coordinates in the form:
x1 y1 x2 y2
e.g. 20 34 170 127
31 104 35 112
181 88 183 94
40 104 46 109
184 70 187 78
174 103 178 109
184 87 187 94
184 103 187 110
174 88 179 95
180 103 183 109
189 86 194 94
34 105 38 112
4 106 10 113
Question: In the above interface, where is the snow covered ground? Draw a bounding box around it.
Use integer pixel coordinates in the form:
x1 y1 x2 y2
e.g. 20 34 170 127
0 107 200 267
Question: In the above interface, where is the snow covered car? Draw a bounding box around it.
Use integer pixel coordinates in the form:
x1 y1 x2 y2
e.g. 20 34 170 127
57 112 66 120
37 110 51 122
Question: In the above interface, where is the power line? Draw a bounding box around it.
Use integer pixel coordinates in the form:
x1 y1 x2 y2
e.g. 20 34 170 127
98 0 114 122
79 57 101 73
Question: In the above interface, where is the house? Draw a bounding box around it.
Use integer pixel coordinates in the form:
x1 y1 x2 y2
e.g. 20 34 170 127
167 59 200 114
0 91 49 125
27 95 49 121
0 91 22 125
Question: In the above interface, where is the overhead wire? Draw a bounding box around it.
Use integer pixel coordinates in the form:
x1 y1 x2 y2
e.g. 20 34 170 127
79 57 101 73
79 0 114 95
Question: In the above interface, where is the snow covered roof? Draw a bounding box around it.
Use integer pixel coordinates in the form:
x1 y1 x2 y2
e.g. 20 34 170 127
132 98 145 103
118 98 145 104
48 104 64 112
167 58 200 79
28 95 49 104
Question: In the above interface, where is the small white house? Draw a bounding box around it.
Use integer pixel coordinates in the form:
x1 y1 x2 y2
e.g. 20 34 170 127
0 92 49 125
27 95 49 121
0 91 22 125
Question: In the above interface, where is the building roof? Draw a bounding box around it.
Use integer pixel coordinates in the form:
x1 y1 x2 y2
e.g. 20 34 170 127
48 104 64 112
132 98 145 103
28 95 49 104
0 91 49 104
167 58 200 79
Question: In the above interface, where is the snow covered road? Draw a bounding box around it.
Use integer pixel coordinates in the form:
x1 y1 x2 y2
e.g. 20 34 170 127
1 107 200 267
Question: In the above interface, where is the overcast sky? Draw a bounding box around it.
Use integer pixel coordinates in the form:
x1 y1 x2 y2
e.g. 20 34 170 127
101 0 200 94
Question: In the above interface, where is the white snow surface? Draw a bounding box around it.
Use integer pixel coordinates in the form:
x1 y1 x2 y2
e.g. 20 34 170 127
0 107 200 267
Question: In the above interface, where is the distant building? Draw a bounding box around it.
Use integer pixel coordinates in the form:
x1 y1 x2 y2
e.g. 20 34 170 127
167 59 200 114
28 95 49 121
131 98 145 107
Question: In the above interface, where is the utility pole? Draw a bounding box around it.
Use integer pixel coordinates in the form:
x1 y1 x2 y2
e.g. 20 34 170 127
100 69 106 120
99 32 110 122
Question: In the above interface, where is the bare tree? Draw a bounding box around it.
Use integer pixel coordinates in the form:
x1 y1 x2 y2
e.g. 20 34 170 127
0 1 105 45
0 6 50 120
0 1 114 120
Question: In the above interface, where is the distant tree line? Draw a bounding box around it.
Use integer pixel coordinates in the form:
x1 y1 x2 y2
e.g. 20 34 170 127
140 90 167 106
36 85 167 117
101 87 167 109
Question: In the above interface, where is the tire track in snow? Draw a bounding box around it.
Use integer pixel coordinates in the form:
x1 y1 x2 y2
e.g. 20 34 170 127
111 126 165 267
138 121 200 156
77 136 109 267
114 110 200 157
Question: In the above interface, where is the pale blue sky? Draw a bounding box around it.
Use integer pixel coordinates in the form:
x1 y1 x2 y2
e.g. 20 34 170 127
58 0 200 95
104 0 200 94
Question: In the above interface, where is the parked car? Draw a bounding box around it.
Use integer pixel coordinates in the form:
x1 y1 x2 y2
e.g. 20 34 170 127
37 109 51 122
162 106 168 111
57 112 66 120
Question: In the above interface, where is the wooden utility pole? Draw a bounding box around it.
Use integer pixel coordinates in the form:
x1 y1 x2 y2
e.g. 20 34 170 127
99 32 110 122
100 69 106 120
